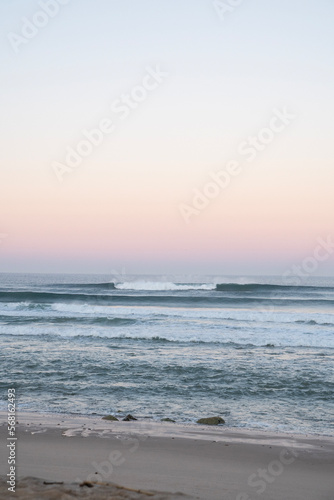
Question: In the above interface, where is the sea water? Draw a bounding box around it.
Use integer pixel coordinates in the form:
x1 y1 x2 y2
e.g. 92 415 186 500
0 273 333 435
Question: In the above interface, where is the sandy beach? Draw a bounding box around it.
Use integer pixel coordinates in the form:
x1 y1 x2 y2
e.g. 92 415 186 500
1 412 333 499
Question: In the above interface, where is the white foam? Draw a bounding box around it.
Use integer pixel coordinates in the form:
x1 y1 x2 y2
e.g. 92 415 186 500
1 313 333 347
50 303 334 324
115 281 215 291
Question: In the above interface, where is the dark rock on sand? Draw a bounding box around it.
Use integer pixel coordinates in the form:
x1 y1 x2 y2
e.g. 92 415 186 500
161 418 176 423
196 416 225 425
102 415 119 421
123 414 137 421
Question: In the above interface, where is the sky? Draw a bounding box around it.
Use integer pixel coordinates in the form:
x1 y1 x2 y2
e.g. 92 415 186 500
1 0 333 276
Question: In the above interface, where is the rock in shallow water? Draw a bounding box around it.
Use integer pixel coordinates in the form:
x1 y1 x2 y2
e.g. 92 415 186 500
123 414 137 421
161 418 176 423
102 415 119 421
196 417 225 425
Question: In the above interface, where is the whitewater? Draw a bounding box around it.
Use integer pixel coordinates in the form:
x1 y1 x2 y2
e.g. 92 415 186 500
0 273 333 435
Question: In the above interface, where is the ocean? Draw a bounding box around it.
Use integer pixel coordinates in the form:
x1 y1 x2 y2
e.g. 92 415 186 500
1 273 333 435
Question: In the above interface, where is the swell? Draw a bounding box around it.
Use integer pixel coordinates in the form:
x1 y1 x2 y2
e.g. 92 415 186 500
295 319 334 327
25 282 334 292
2 282 332 295
1 312 332 328
47 282 116 290
0 291 333 308
0 315 137 327
46 282 215 291
1 331 333 350
215 283 334 292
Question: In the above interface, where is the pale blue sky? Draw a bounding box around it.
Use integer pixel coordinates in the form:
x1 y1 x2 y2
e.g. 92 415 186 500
1 0 333 275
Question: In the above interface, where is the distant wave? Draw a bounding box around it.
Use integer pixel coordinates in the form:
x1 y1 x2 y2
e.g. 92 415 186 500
215 283 333 292
41 281 333 293
1 329 333 350
0 291 105 303
295 320 334 327
39 281 216 291
0 315 137 327
114 281 216 291
0 291 333 308
48 282 116 290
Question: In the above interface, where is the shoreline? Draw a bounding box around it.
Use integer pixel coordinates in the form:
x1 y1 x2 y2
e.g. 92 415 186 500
0 409 333 440
1 411 334 499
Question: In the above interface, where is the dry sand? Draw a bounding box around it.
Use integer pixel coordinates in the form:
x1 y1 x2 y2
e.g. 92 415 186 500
0 412 333 499
0 476 191 499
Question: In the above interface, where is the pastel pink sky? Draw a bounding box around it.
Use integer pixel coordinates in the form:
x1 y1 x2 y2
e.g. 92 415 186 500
1 0 333 275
